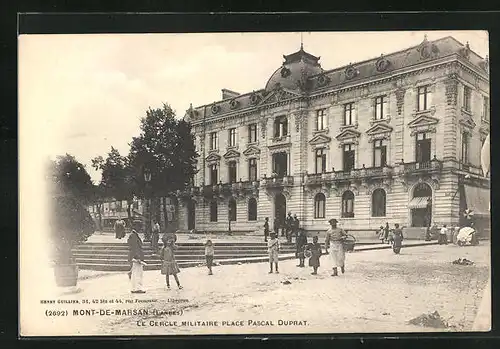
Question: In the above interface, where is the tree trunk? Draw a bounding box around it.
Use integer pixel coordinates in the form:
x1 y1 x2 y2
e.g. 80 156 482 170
162 196 168 232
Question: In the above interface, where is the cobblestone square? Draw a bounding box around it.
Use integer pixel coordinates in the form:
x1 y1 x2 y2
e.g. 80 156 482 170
26 243 490 336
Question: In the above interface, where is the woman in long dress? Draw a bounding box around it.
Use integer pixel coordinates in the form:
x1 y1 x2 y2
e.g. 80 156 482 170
392 224 404 254
325 218 347 277
127 229 146 293
160 238 182 289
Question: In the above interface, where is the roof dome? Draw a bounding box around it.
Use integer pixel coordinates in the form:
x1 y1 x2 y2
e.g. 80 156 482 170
265 45 323 92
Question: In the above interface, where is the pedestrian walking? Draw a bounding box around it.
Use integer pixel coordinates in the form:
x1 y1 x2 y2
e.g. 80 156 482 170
263 217 270 242
205 239 215 275
114 219 126 239
438 224 449 245
152 220 160 252
295 229 308 267
392 224 404 254
384 222 390 244
325 218 347 277
425 226 432 241
267 232 280 274
127 229 146 293
308 236 323 275
160 238 182 289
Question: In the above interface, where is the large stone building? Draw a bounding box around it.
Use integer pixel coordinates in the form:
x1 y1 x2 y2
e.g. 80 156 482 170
178 36 490 237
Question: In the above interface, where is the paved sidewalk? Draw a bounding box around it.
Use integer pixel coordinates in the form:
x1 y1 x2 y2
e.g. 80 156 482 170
25 243 490 336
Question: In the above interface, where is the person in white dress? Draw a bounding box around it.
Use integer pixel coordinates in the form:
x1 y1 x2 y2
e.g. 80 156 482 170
325 218 347 277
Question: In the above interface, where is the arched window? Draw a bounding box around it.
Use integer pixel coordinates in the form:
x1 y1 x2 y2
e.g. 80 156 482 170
371 188 386 217
248 198 257 221
228 199 237 222
314 193 326 219
209 200 218 222
342 191 355 218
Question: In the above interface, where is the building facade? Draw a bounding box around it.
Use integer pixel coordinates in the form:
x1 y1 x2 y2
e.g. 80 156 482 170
178 36 490 236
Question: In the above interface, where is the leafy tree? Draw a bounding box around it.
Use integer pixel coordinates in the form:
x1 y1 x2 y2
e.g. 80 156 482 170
49 154 94 204
92 147 136 226
46 155 95 264
128 103 198 229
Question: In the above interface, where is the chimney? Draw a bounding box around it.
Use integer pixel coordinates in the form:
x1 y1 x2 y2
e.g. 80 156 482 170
222 89 241 100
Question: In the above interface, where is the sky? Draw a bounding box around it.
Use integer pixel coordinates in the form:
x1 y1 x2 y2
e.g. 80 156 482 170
18 30 489 183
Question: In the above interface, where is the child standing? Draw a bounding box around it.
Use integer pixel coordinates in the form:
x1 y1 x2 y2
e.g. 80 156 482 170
267 232 280 274
205 239 215 275
308 236 323 275
160 239 182 289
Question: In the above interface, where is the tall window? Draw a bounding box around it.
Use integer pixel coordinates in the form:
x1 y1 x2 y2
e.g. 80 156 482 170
344 102 355 125
248 123 257 143
315 148 327 174
228 128 236 147
416 133 431 163
314 193 326 219
228 161 237 183
248 198 257 221
342 191 355 218
463 85 472 112
371 189 386 217
316 109 326 130
210 132 218 150
343 144 355 172
482 96 489 121
373 139 387 167
374 96 387 120
461 132 469 164
272 152 288 177
209 164 218 185
417 85 432 111
274 116 288 138
248 158 258 181
210 200 218 222
228 199 237 222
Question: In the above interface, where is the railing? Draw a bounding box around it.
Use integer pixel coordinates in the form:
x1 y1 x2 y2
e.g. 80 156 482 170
269 134 291 146
401 160 442 174
304 166 394 186
262 175 294 187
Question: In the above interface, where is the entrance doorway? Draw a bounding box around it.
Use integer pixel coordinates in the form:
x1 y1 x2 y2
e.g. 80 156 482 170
274 193 287 229
410 182 432 227
187 199 196 230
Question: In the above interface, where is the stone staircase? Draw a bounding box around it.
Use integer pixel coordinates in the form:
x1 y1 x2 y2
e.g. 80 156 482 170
72 242 298 272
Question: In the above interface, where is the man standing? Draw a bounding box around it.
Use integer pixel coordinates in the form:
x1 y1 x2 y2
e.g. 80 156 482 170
273 217 280 237
128 229 146 293
384 222 390 244
263 217 270 242
325 218 347 277
439 224 449 245
292 214 300 242
295 229 308 267
285 212 294 243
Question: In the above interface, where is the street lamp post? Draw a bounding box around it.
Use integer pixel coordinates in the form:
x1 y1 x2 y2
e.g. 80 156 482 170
144 167 152 242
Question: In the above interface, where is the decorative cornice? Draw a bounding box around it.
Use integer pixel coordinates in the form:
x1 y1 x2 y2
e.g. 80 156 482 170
309 133 332 145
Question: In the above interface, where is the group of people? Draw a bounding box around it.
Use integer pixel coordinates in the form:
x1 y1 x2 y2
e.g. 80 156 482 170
127 228 215 294
377 223 405 254
264 212 300 243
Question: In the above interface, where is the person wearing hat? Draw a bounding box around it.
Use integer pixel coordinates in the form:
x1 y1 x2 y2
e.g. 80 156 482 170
127 229 146 293
263 217 270 242
267 232 280 273
295 228 308 267
291 214 300 243
325 218 347 277
392 223 404 254
285 211 294 242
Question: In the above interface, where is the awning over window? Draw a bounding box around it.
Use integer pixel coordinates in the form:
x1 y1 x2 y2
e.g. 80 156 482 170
408 196 431 209
464 185 490 216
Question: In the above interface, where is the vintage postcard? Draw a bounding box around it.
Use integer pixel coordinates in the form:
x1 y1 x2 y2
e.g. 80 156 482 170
19 30 491 336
